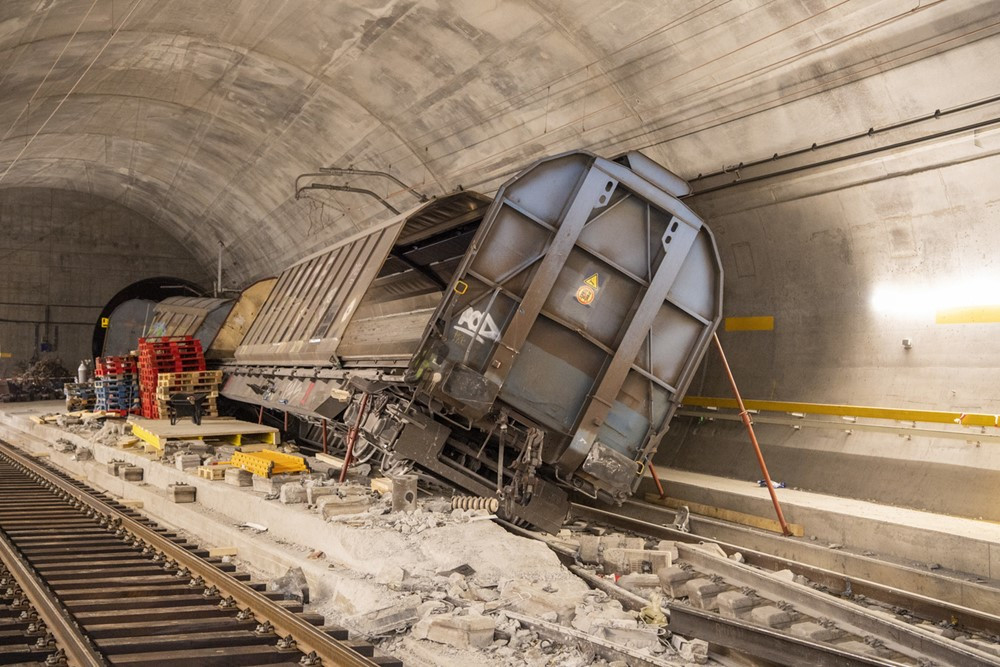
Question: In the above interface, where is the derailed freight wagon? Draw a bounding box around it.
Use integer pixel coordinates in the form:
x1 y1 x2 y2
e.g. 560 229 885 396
222 150 722 531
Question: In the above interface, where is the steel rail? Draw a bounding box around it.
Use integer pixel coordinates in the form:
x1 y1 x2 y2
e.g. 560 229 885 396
570 502 1000 637
666 604 898 667
0 441 379 667
0 525 105 667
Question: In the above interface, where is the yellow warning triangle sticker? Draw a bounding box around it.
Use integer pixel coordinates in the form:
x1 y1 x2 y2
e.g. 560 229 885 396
584 273 599 288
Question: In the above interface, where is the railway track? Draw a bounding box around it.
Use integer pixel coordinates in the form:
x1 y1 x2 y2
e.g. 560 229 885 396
569 501 1000 666
0 440 400 667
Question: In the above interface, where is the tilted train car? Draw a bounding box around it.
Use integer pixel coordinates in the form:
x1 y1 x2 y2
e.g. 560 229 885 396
221 150 723 531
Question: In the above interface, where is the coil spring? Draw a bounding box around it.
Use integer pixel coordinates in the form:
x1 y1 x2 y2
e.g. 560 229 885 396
451 495 499 513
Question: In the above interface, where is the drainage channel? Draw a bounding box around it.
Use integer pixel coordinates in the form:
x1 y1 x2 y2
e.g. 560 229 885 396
0 440 400 667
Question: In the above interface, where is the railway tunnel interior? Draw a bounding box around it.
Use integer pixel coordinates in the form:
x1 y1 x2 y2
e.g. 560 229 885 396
0 1 999 665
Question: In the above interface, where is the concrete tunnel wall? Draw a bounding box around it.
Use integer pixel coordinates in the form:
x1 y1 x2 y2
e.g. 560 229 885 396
656 126 1000 520
0 188 208 375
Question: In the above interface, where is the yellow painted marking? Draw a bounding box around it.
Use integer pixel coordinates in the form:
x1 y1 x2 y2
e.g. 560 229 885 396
584 273 600 288
0 352 11 359
683 396 1000 428
643 493 805 537
724 316 774 331
935 305 1000 324
101 317 110 328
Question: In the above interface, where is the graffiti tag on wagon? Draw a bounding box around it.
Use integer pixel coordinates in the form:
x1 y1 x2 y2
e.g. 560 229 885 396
455 306 501 343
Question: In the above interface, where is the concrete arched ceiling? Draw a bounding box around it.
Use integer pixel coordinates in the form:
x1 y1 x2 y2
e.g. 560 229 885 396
0 0 997 283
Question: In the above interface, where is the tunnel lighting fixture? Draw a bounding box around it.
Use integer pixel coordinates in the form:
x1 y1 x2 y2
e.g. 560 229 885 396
870 276 1000 318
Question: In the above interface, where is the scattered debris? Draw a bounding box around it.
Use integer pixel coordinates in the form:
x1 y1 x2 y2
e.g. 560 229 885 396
268 566 309 603
672 505 691 532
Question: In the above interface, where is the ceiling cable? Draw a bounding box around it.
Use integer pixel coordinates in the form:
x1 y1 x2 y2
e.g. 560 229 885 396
0 0 146 185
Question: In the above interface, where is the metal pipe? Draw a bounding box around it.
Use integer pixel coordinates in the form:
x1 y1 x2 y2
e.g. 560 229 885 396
216 241 223 297
712 333 792 537
318 166 428 202
649 464 667 499
294 182 400 214
339 392 370 483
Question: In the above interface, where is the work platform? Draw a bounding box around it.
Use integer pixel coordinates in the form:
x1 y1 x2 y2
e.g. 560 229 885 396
640 465 1000 582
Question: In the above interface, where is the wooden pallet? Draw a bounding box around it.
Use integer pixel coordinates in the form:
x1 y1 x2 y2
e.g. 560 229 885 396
154 388 219 400
198 464 231 480
158 370 222 384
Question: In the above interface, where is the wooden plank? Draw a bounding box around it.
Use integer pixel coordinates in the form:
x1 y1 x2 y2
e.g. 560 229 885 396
315 452 344 469
208 547 238 557
643 493 805 537
120 499 144 509
126 418 277 439
370 478 392 494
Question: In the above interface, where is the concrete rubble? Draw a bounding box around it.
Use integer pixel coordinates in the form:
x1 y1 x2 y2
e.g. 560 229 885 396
33 409 712 667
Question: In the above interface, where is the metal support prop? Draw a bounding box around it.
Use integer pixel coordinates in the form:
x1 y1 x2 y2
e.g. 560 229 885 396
321 419 328 454
712 333 792 537
649 464 667 499
283 410 288 432
257 405 264 425
339 392 370 483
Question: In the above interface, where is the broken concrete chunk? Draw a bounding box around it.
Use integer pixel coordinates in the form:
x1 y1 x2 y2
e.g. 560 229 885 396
655 540 680 561
687 542 727 559
351 595 421 635
418 614 495 649
591 618 662 650
268 566 309 604
306 485 336 505
502 580 579 624
279 483 306 504
686 578 727 610
174 453 201 471
716 590 754 619
224 467 252 487
615 573 661 595
316 493 371 519
671 635 709 664
657 566 695 598
602 548 672 574
252 474 288 494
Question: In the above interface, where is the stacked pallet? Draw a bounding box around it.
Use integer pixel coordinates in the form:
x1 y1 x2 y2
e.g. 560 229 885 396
155 370 222 418
138 336 206 419
94 356 139 415
63 382 96 411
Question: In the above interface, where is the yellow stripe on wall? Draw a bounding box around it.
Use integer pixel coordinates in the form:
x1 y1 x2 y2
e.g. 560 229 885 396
935 306 1000 324
724 316 774 331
